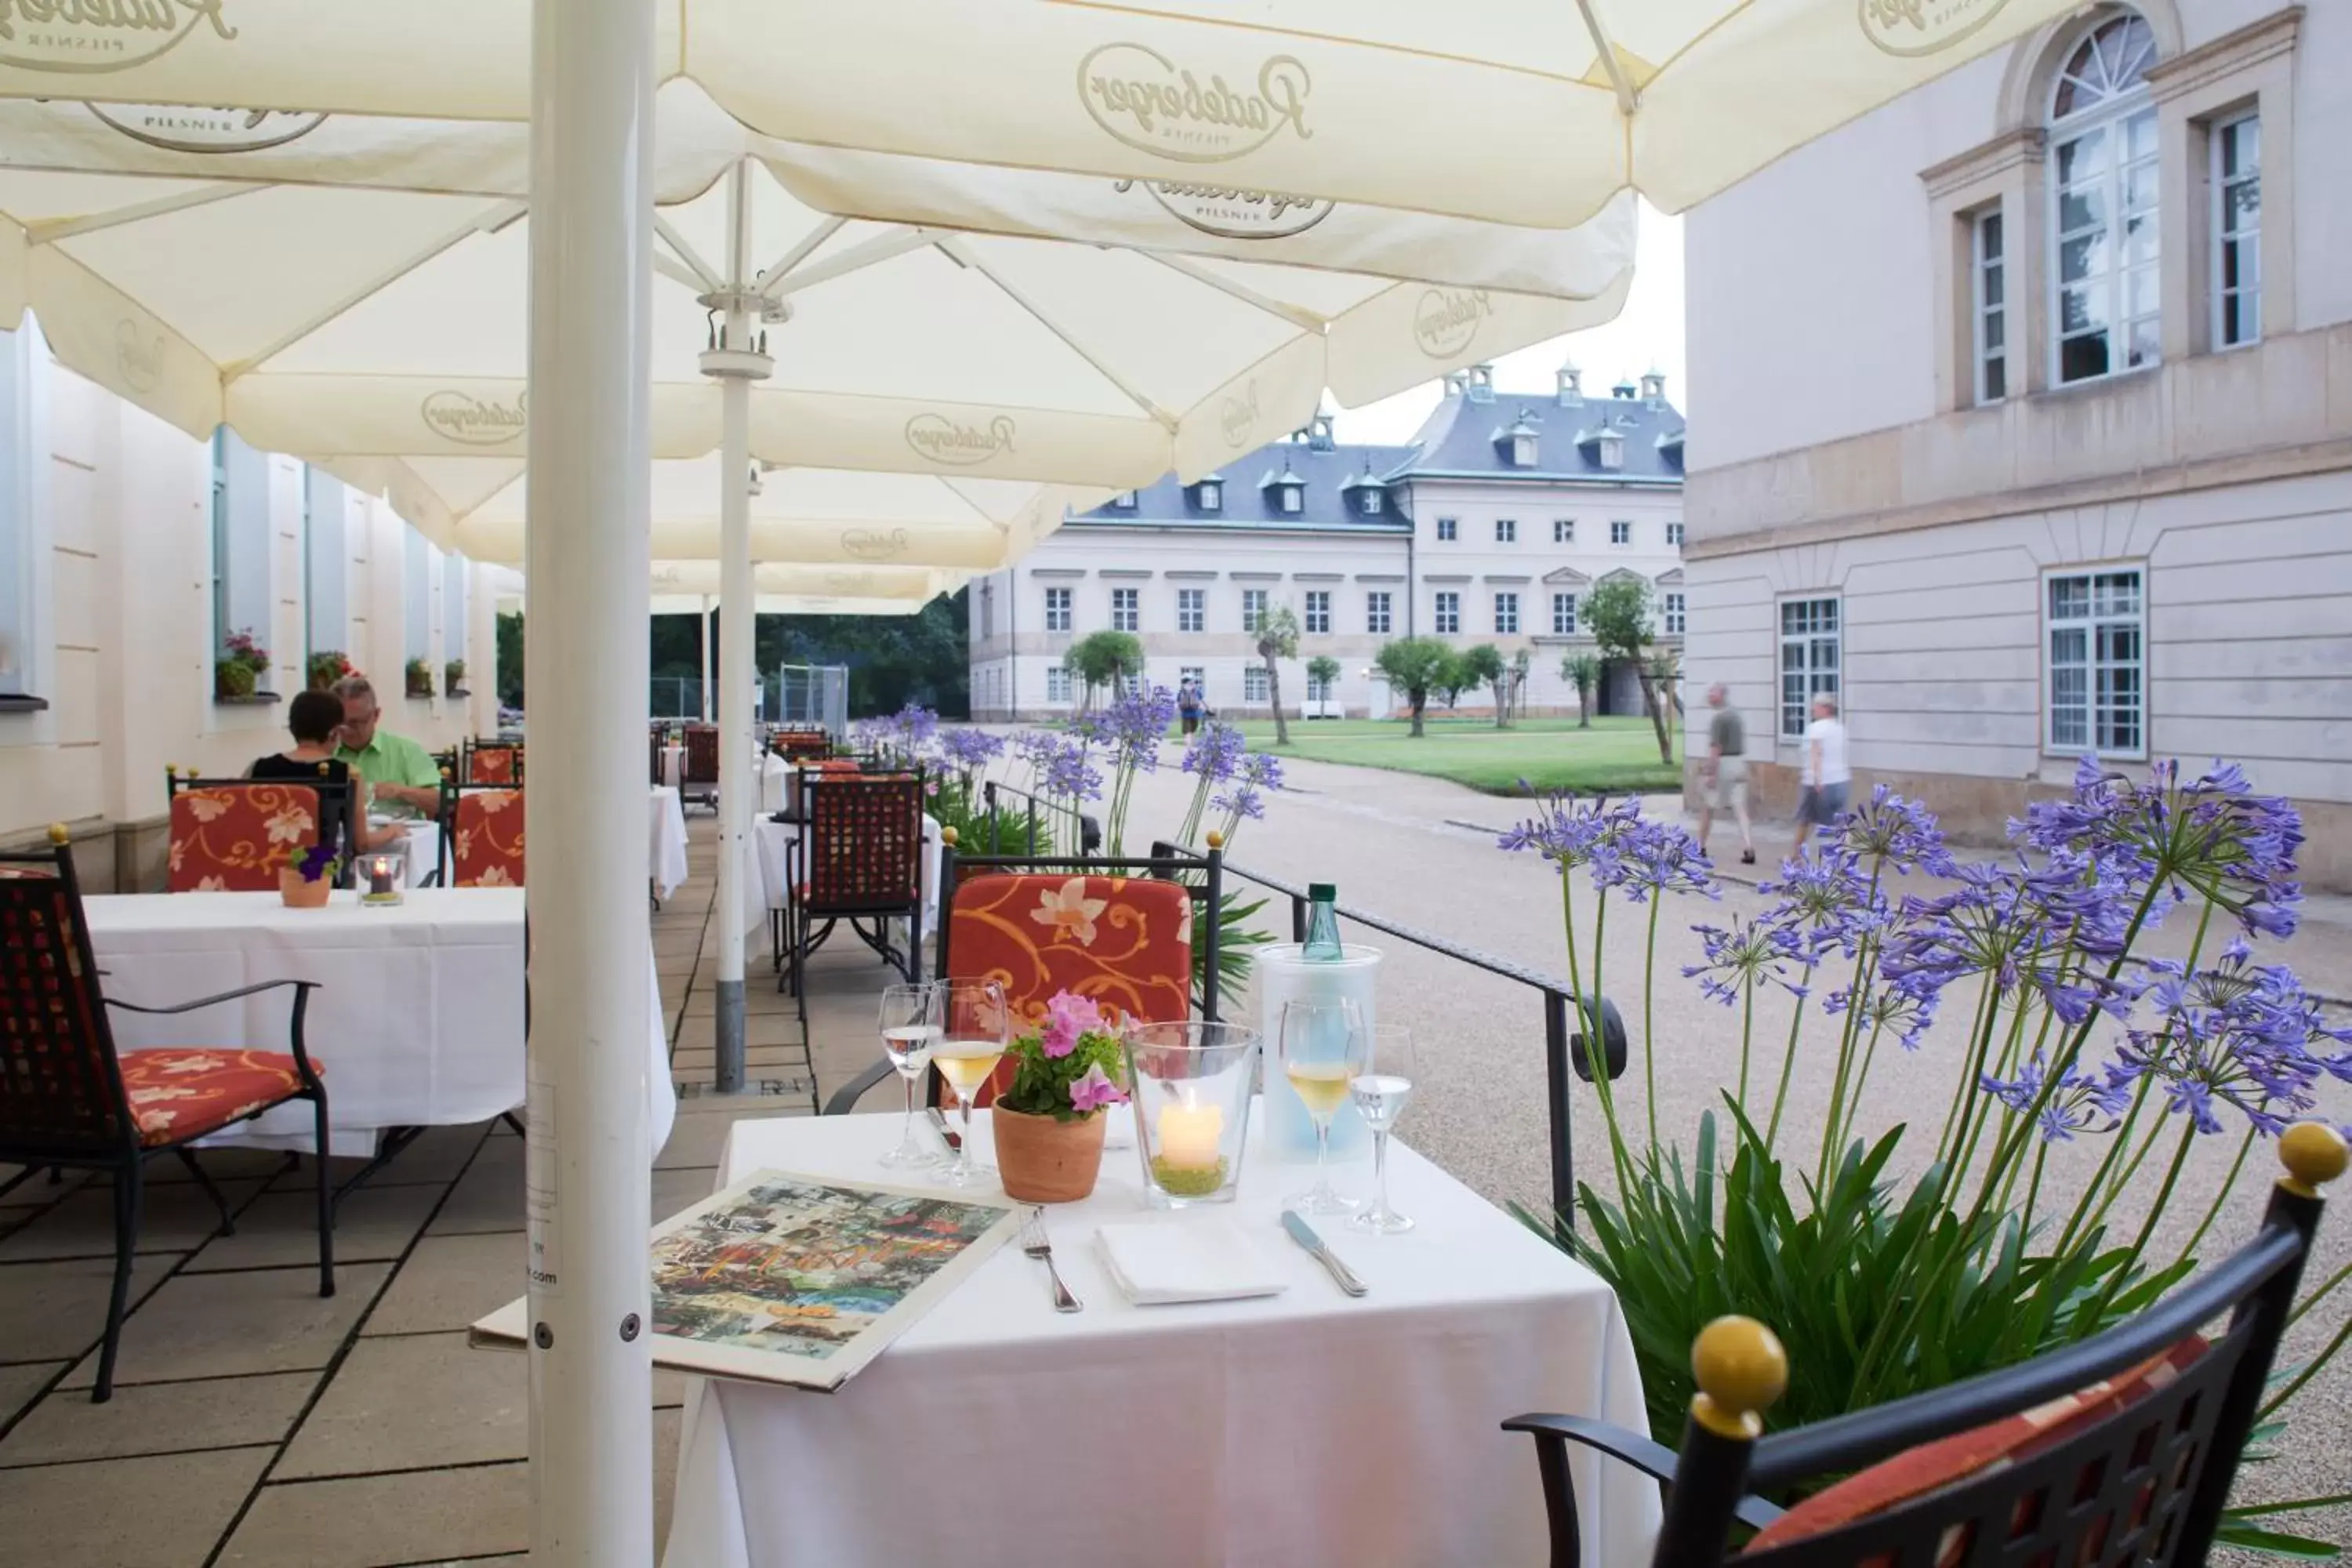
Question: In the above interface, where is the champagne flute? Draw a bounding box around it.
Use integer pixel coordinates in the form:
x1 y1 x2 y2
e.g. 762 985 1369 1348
932 979 1008 1188
876 982 941 1170
1347 1026 1416 1234
1278 996 1369 1216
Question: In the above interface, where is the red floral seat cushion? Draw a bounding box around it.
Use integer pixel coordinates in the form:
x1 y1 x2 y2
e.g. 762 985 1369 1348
1745 1338 2207 1566
117 1049 316 1146
452 788 525 887
169 785 323 892
470 746 519 784
946 873 1192 1105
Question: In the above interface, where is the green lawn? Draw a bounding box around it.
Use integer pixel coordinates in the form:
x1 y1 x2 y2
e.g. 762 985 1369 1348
1214 714 1682 795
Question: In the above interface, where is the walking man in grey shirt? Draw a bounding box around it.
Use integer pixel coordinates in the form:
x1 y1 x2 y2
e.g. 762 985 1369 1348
1699 684 1755 866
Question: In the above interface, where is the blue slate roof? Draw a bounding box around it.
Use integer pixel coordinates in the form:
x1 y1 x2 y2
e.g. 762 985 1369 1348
1070 369 1685 530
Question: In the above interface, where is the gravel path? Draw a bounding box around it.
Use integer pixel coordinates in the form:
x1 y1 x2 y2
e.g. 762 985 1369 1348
1104 742 2352 1547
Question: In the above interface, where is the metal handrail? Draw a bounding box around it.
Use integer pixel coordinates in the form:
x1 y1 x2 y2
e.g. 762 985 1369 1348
1222 861 1626 1236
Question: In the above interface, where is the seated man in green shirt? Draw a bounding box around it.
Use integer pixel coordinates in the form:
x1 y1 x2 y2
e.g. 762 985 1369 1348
332 676 445 819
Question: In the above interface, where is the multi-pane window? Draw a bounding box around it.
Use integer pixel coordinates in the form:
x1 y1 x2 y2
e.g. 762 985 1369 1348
1495 518 1517 544
1974 208 2009 402
1111 587 1139 633
1242 588 1268 633
1304 590 1330 634
1551 593 1577 636
1044 586 1073 632
1366 591 1392 634
2213 113 2261 348
1553 519 1574 544
1779 597 1841 738
1436 517 1457 542
1433 591 1460 635
2050 14 2159 385
1046 667 1073 703
1361 489 1383 514
404 528 433 666
1244 665 1269 702
1177 588 1205 633
1666 522 1686 547
2046 568 2144 755
1664 592 1686 636
1493 592 1519 634
1610 520 1632 546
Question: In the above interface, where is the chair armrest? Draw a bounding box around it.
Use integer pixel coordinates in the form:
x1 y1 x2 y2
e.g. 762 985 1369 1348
822 1059 892 1116
1502 1413 1785 1533
104 978 321 1017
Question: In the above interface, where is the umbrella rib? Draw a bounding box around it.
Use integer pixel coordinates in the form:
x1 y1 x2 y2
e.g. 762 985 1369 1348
1573 0 1639 115
653 214 724 293
654 253 709 294
25 183 254 245
223 198 528 381
754 215 846 296
937 237 1178 430
764 226 935 297
1137 252 1327 332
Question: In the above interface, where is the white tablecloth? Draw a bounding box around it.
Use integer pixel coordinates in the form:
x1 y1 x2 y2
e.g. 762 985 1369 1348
85 890 676 1160
661 1110 1657 1568
652 786 690 900
751 814 942 935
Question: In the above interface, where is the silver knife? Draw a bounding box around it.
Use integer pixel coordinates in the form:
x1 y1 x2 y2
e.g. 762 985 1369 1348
1280 1210 1367 1297
926 1107 961 1153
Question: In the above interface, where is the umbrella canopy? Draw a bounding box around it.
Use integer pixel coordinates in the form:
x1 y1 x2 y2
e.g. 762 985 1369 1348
0 0 2095 227
646 560 964 604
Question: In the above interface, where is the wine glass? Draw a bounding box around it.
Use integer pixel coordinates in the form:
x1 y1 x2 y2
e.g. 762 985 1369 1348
932 979 1008 1188
1277 996 1369 1216
876 982 941 1170
1347 1026 1416 1234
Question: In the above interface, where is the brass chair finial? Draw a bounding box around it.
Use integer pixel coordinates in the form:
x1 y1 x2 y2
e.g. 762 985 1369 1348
939 826 959 849
1690 1316 1787 1441
46 822 69 845
2280 1122 2350 1199
1205 830 1225 851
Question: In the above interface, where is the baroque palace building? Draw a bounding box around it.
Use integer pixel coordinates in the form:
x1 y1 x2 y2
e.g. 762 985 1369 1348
967 362 1686 721
1679 1 2352 887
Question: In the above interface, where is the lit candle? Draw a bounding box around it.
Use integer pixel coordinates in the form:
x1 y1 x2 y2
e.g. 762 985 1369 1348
368 856 394 897
1156 1099 1225 1171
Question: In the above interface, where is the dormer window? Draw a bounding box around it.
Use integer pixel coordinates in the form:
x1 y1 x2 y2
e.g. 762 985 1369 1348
1111 490 1138 510
1194 477 1223 512
1597 433 1624 470
1512 432 1537 466
1260 461 1305 514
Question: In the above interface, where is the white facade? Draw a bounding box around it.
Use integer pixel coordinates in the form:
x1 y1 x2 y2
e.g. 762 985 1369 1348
1682 2 2352 887
0 321 500 888
970 378 1686 720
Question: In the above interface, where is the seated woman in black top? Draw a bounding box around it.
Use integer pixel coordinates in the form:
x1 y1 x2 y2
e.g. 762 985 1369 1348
251 689 406 856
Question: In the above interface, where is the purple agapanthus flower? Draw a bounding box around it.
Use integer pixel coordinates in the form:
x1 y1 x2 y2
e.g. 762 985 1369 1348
1682 914 1809 1006
1616 818 1719 904
1181 722 1246 784
1838 784 1957 877
1098 686 1179 773
2118 941 2350 1136
1981 1055 2136 1142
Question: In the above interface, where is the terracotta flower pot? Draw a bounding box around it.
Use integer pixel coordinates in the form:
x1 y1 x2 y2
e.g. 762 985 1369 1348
993 1105 1108 1203
279 869 332 909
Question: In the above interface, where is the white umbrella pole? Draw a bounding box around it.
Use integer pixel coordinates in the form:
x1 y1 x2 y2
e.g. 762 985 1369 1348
703 161 774 1093
523 0 655 1560
699 594 712 724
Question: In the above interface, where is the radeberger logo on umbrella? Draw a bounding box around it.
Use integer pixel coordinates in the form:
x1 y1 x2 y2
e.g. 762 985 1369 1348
1860 0 2011 56
1113 176 1334 240
1220 381 1260 448
87 103 327 154
422 390 528 447
840 528 910 561
114 318 166 393
1414 289 1493 359
0 0 239 74
905 412 1015 466
1079 45 1312 164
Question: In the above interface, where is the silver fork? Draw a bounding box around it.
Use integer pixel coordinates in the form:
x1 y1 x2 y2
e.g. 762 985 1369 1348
1021 1207 1082 1313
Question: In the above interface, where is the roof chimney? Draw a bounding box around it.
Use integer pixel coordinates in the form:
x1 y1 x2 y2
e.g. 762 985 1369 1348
1641 368 1666 409
1556 359 1583 407
1611 376 1637 400
1465 364 1495 404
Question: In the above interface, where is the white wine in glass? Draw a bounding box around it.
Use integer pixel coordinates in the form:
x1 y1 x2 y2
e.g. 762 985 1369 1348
877 982 941 1170
934 979 1008 1188
1348 1026 1416 1234
1277 996 1368 1216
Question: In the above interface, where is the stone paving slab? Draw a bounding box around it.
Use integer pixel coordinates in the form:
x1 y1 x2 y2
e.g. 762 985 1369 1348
217 1461 531 1567
0 1370 318 1468
362 1232 522 1339
60 1264 394 1389
184 1183 438 1272
0 1446 273 1568
0 1180 263 1262
279 1332 527 1479
0 1253 180 1364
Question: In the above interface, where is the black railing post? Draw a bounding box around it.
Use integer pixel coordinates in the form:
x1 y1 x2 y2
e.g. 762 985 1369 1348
1290 892 1308 944
1543 989 1577 1242
1202 842 1225 1023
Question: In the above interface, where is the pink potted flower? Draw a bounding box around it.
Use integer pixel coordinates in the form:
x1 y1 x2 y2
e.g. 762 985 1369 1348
990 989 1128 1203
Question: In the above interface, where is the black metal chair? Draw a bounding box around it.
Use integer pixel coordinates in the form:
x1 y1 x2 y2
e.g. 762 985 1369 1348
680 725 720 811
462 737 524 786
1504 1123 2347 1567
0 826 335 1402
165 767 358 891
780 773 927 1028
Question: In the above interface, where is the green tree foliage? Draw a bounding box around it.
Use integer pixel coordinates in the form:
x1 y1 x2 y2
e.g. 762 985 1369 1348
1584 576 1672 764
495 612 524 708
1255 603 1301 745
1372 635 1458 739
1062 629 1145 712
1305 654 1341 717
1456 643 1508 729
1561 652 1602 729
649 588 973 720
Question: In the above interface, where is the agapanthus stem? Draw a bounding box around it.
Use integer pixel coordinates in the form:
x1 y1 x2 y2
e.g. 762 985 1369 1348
2088 1122 2198 1327
2261 1310 2352 1423
1642 895 1662 1149
1737 973 1755 1106
2290 1260 2352 1329
2170 1127 2254 1272
1817 930 1879 1189
1582 884 1635 1195
2055 1075 2154 1258
1763 984 1811 1153
1839 1018 1889 1156
1934 969 1999 1167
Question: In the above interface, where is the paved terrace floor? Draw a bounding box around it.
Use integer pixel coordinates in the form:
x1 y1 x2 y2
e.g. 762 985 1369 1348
0 816 897 1568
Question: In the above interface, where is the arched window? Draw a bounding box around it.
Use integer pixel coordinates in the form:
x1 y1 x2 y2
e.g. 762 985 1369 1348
2049 11 2160 385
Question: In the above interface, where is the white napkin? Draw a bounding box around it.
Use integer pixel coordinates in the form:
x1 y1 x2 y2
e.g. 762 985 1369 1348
1096 1218 1287 1305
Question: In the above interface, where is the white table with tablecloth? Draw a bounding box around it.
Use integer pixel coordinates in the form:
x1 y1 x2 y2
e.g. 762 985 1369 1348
659 1110 1658 1568
661 746 785 814
750 813 943 941
83 889 674 1160
652 786 691 901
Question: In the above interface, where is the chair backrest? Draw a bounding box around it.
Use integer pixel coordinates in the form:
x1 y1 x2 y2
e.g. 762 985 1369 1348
450 786 526 887
1610 1128 2343 1568
771 728 830 761
466 740 521 785
166 777 347 892
0 834 136 1162
681 726 720 786
799 775 924 915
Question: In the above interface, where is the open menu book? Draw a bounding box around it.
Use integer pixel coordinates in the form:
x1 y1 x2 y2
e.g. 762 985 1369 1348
470 1168 1021 1392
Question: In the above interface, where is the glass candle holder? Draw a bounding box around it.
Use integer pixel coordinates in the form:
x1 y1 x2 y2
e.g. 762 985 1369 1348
1123 1020 1261 1208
